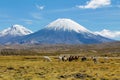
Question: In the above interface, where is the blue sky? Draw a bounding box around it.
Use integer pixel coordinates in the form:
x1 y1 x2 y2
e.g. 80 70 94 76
0 0 120 40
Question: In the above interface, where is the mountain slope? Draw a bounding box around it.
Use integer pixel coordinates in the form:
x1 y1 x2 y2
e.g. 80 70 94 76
14 18 114 44
0 24 33 44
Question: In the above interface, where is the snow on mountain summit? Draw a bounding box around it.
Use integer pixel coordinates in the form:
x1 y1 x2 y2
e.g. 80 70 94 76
46 18 89 33
0 24 33 37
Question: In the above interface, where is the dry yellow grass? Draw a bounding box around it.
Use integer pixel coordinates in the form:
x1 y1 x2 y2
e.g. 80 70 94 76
0 56 119 80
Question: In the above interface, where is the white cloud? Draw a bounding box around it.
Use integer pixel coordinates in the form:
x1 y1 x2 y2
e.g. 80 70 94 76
36 4 45 10
94 29 120 39
31 13 41 20
20 19 33 24
77 0 111 9
0 13 11 18
23 19 33 24
117 5 120 8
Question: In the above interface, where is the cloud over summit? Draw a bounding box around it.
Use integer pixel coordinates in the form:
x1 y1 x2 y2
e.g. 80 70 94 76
77 0 111 9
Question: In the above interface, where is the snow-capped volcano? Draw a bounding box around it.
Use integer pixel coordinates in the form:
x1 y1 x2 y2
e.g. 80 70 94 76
46 18 89 33
0 19 114 44
0 24 33 37
11 18 113 44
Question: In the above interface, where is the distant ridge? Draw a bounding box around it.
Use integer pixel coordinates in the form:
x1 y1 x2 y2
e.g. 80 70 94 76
0 24 33 44
0 24 32 37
